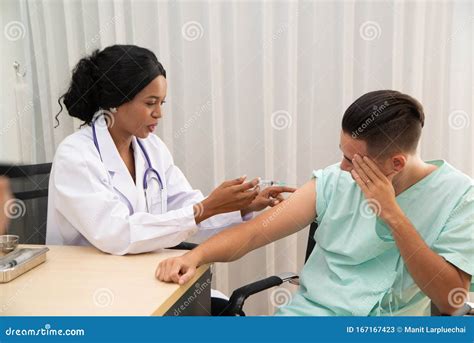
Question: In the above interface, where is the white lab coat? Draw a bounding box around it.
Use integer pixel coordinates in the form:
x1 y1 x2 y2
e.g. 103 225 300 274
46 125 250 255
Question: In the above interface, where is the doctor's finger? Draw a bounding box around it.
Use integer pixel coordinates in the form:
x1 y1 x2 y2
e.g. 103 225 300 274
246 189 259 202
243 186 259 197
268 195 283 206
221 176 246 188
269 199 280 207
234 178 259 192
265 198 277 207
267 186 297 196
275 194 285 202
267 186 296 194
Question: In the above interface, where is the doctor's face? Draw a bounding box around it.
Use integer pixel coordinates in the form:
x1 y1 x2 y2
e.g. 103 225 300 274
114 75 167 139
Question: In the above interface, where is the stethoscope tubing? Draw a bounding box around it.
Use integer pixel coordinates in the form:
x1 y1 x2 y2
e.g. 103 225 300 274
91 121 165 214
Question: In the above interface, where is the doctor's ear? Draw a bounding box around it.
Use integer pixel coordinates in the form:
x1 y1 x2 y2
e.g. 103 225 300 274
110 107 117 113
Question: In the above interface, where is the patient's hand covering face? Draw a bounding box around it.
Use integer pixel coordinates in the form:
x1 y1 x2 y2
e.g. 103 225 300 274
339 131 401 178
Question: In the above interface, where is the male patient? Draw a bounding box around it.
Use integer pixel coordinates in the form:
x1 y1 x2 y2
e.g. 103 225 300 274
156 90 473 316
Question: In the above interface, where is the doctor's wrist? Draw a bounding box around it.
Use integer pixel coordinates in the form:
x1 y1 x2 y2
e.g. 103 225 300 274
240 208 251 217
194 199 218 224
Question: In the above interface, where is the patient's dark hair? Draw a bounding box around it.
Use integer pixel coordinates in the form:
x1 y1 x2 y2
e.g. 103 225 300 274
342 90 425 158
56 44 166 127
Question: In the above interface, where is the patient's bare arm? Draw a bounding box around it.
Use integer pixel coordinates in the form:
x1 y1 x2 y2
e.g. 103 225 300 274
156 180 317 284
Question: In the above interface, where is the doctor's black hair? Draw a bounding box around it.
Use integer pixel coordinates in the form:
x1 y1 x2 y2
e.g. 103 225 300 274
341 90 425 158
55 45 166 127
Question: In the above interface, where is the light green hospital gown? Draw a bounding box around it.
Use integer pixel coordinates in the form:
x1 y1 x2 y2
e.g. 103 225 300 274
275 160 473 316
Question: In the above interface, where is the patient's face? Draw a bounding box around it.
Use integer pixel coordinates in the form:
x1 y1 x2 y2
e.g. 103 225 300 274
339 131 369 173
338 131 395 177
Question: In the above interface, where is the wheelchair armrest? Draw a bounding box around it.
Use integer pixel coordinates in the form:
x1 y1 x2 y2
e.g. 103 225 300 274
433 301 473 316
168 242 198 250
223 272 299 316
451 302 473 316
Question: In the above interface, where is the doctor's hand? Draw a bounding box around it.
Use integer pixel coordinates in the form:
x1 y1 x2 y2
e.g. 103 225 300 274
241 186 297 215
155 252 199 285
194 176 260 224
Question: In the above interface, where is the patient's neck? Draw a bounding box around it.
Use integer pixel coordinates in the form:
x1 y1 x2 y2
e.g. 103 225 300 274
392 156 437 196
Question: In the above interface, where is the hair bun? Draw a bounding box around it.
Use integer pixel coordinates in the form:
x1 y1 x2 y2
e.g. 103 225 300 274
61 50 101 122
80 49 101 83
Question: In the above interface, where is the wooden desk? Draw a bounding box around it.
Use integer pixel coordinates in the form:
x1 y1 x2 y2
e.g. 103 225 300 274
0 245 211 316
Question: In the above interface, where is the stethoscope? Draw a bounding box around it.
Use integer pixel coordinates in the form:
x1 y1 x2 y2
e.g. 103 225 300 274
92 121 166 215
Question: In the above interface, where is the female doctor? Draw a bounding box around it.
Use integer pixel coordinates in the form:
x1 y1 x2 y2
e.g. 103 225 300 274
46 45 294 255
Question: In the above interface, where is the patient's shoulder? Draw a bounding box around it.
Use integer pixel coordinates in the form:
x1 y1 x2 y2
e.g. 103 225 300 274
440 160 473 187
312 162 354 191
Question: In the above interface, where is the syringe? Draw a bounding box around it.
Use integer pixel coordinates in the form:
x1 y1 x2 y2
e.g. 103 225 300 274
258 178 286 188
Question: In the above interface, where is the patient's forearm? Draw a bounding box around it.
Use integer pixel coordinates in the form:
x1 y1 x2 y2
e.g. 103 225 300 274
384 207 471 315
189 219 263 265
